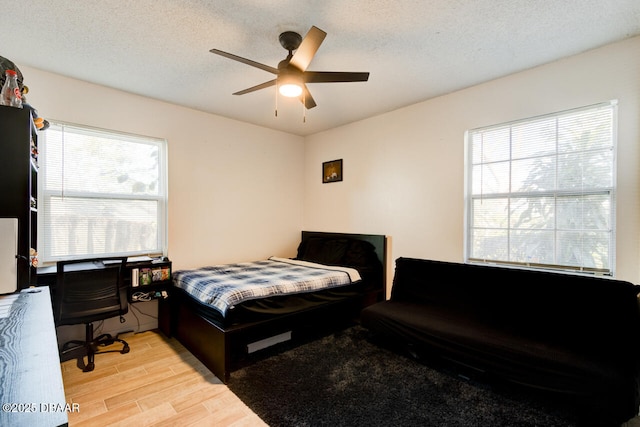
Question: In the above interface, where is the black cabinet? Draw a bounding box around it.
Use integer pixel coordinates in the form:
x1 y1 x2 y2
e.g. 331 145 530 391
0 106 37 289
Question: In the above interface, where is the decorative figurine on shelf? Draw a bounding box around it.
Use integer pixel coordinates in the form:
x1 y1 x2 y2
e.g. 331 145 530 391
29 248 38 268
20 85 49 131
0 55 49 130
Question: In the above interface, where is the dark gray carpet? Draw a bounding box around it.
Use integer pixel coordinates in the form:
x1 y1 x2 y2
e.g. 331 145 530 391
227 324 583 427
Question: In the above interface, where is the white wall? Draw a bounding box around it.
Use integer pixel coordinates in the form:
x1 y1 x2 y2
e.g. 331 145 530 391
22 66 306 270
304 35 640 285
21 66 305 339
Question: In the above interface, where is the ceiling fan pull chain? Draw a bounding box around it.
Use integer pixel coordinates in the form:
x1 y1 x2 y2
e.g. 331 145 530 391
275 81 278 117
302 93 306 123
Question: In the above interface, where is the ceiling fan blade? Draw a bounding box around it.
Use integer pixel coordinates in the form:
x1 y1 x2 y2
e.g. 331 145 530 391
210 48 278 74
289 26 327 72
304 71 370 83
301 84 317 109
233 79 276 95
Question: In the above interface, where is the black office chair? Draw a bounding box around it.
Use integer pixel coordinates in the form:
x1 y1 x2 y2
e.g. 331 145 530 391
54 257 130 372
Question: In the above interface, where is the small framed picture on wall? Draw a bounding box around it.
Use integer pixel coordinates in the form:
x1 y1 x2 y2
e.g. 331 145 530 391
322 159 343 183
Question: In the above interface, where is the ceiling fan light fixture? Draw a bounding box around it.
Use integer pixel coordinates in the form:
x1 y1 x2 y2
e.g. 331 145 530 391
278 70 303 97
279 82 303 97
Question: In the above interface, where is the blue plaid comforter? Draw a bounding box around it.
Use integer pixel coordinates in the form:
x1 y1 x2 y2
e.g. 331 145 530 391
172 257 361 317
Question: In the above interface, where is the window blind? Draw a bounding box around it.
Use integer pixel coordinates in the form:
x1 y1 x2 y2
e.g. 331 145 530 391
466 101 616 275
39 122 167 262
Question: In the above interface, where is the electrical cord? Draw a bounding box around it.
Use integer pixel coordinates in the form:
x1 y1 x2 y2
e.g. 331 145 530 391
128 295 160 333
73 294 162 340
131 291 153 302
92 320 105 336
131 290 169 302
128 303 141 332
129 300 158 320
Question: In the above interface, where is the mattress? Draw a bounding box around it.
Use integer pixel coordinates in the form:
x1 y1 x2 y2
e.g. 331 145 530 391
172 256 361 318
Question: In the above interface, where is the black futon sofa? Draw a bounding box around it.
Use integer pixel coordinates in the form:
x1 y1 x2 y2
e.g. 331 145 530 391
361 257 640 425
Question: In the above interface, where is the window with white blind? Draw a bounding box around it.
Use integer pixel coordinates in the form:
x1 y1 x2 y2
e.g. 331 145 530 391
39 122 167 262
465 101 616 275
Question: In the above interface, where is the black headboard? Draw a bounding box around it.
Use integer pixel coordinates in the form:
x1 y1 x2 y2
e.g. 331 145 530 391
300 231 387 292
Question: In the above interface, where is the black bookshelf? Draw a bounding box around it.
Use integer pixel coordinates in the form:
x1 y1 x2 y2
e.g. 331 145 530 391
126 259 172 302
0 105 37 289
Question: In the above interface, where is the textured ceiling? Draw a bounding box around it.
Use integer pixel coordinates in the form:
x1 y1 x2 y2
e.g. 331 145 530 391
2 0 640 136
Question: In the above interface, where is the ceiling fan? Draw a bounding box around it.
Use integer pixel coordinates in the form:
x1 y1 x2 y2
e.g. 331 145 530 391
209 26 369 109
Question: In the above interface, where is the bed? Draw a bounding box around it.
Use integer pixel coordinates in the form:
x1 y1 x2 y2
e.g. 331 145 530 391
163 231 387 383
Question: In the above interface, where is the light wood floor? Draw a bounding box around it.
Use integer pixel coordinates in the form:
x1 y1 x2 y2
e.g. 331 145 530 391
60 330 267 427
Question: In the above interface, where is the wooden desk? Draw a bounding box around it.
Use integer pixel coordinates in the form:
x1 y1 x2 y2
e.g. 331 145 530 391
0 287 68 427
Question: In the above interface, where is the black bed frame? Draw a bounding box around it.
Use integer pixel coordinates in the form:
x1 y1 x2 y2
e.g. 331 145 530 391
162 231 387 383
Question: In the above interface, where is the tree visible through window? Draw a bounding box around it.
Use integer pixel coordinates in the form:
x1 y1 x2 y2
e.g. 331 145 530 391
39 122 167 262
466 101 616 275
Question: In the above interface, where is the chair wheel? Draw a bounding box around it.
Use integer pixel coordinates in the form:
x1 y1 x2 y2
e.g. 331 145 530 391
84 362 95 372
121 345 130 354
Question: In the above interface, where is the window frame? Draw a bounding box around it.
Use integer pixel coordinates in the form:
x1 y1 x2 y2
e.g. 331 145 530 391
464 101 617 276
38 121 169 264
